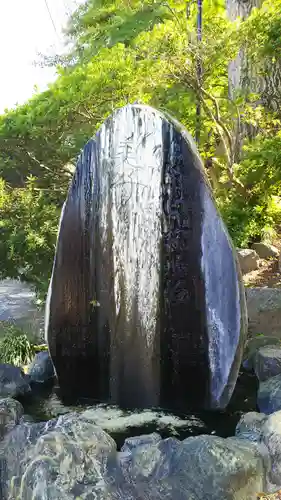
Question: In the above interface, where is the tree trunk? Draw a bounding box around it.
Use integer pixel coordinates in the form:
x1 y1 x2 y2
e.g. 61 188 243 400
226 0 281 113
226 0 263 100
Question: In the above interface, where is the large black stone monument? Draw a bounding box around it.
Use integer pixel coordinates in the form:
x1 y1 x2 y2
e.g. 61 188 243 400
45 104 247 410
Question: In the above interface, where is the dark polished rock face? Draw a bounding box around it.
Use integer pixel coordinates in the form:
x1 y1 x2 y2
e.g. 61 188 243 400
45 104 247 410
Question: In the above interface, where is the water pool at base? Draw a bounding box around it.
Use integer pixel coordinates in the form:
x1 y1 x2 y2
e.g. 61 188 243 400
21 369 258 449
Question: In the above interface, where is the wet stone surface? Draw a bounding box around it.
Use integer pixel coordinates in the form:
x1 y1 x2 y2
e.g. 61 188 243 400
46 104 247 412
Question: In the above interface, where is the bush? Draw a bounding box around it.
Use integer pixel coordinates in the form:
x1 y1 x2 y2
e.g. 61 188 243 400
0 326 36 366
0 323 47 367
220 131 281 248
0 177 60 300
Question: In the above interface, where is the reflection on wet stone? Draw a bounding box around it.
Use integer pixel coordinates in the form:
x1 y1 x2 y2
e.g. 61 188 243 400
45 104 247 411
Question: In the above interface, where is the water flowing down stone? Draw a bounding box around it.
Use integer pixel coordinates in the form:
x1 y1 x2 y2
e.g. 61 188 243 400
45 104 247 410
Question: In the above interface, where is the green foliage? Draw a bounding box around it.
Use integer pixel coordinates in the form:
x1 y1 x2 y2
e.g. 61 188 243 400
220 194 281 248
220 107 281 246
0 177 60 296
0 324 37 366
66 0 174 65
0 322 35 341
0 0 240 187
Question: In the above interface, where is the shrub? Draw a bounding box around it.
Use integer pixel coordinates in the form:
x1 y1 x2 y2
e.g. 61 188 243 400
0 177 60 300
0 323 46 367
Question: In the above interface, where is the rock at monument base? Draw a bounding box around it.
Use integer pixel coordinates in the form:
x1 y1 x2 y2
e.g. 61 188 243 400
253 346 281 382
246 288 281 338
260 411 281 490
258 374 281 414
27 350 55 384
236 409 281 493
2 412 116 500
119 434 267 500
2 410 267 500
45 104 247 411
237 249 259 274
235 411 268 442
0 364 31 399
243 336 281 372
0 397 23 439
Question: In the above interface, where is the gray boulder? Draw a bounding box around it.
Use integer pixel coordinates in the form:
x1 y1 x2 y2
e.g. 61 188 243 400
1 411 268 500
119 434 267 500
246 288 281 338
243 336 281 371
252 242 279 260
254 346 281 382
235 410 281 492
27 350 55 384
0 397 23 440
261 410 281 490
258 373 281 414
2 412 116 500
235 411 267 442
0 364 31 399
237 249 259 274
